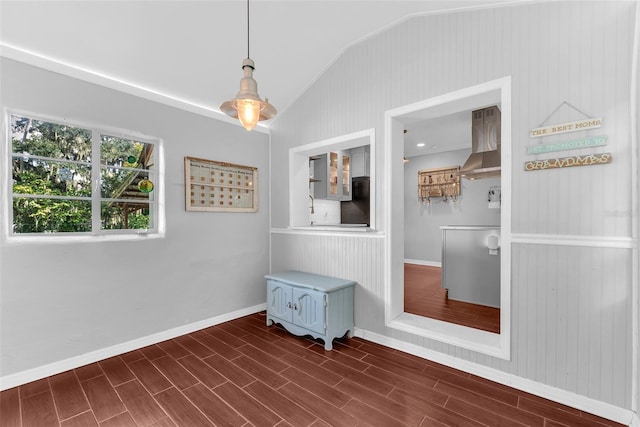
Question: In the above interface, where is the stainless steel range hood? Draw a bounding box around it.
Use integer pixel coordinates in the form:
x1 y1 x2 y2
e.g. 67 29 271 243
459 106 501 180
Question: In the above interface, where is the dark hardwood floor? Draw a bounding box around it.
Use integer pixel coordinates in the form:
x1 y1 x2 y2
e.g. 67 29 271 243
404 263 500 334
0 312 622 426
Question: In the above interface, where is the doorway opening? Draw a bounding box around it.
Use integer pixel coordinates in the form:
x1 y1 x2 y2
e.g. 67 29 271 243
384 77 512 360
403 121 502 333
404 264 500 333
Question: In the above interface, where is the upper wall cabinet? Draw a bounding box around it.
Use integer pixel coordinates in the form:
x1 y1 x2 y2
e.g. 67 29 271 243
311 151 351 201
349 145 370 177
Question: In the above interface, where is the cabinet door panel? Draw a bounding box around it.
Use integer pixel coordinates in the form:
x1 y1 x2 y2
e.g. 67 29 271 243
312 151 351 201
267 280 292 321
329 151 339 197
342 154 350 198
292 288 325 334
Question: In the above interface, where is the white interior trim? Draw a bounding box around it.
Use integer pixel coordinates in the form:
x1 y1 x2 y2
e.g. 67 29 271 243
630 0 640 416
271 227 384 238
353 326 635 426
288 128 376 229
2 107 167 243
0 303 266 391
389 313 502 358
404 259 441 267
511 233 637 249
384 76 512 360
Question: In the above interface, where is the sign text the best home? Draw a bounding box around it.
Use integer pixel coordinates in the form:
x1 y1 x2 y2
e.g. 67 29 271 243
529 118 602 138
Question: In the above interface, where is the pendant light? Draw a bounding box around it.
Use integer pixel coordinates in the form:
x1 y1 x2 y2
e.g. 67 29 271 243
220 0 276 131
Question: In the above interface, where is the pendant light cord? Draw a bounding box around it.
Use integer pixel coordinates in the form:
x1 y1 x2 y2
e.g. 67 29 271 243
246 0 250 59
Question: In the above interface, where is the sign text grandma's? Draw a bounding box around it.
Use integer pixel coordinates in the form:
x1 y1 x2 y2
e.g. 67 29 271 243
524 153 612 171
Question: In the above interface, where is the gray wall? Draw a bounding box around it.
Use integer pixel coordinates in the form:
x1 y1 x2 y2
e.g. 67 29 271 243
0 58 270 377
270 1 636 411
404 148 500 263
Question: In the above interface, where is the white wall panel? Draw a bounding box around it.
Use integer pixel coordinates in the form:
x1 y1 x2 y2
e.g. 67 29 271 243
270 1 637 410
510 244 632 405
508 2 635 238
271 232 386 330
0 59 271 378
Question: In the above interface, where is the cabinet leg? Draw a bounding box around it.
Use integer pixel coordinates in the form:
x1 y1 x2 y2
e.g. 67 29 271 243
324 340 333 351
266 318 273 327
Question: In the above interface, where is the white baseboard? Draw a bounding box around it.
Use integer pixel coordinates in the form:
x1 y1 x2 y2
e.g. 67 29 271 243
3 305 634 426
404 259 441 267
353 327 635 426
0 303 266 391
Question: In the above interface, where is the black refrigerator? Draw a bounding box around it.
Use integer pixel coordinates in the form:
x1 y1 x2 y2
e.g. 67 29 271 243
340 176 370 226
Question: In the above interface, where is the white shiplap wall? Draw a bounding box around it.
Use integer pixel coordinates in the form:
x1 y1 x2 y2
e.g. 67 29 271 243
270 1 637 411
511 244 632 406
270 231 386 331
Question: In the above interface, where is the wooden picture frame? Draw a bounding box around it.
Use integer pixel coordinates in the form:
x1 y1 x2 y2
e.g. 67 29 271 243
184 156 258 212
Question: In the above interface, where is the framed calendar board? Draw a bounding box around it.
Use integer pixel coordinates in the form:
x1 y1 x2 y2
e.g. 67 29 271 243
185 156 258 212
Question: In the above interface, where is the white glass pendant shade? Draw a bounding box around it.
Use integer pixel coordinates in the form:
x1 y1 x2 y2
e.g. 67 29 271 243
220 58 277 131
237 99 261 131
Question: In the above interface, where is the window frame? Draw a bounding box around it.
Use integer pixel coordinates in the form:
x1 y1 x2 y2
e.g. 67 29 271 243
4 109 164 242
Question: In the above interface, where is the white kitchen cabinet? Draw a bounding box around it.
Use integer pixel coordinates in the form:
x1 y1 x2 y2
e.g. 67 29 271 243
265 271 355 350
349 145 370 177
311 151 351 201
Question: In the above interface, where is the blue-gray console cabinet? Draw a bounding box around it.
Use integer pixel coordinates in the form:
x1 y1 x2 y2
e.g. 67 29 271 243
265 271 355 350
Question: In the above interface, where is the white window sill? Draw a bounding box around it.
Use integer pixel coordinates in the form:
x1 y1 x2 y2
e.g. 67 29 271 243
3 231 164 245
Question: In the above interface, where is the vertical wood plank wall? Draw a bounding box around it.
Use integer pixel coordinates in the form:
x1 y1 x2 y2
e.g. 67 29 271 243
270 1 637 409
270 232 387 330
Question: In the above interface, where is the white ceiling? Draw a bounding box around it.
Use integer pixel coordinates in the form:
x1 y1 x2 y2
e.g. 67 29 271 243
0 0 520 152
403 111 471 158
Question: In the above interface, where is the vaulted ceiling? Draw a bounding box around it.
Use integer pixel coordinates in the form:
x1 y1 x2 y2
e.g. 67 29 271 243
1 0 523 155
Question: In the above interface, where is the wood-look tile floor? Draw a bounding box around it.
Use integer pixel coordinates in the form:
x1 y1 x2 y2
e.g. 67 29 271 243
0 312 622 427
404 264 501 334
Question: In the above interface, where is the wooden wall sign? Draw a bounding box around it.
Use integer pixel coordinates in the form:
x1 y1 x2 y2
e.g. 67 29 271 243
524 153 612 171
529 118 602 138
527 135 608 154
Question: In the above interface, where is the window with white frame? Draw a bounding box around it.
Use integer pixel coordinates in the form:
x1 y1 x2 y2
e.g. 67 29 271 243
9 114 158 235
